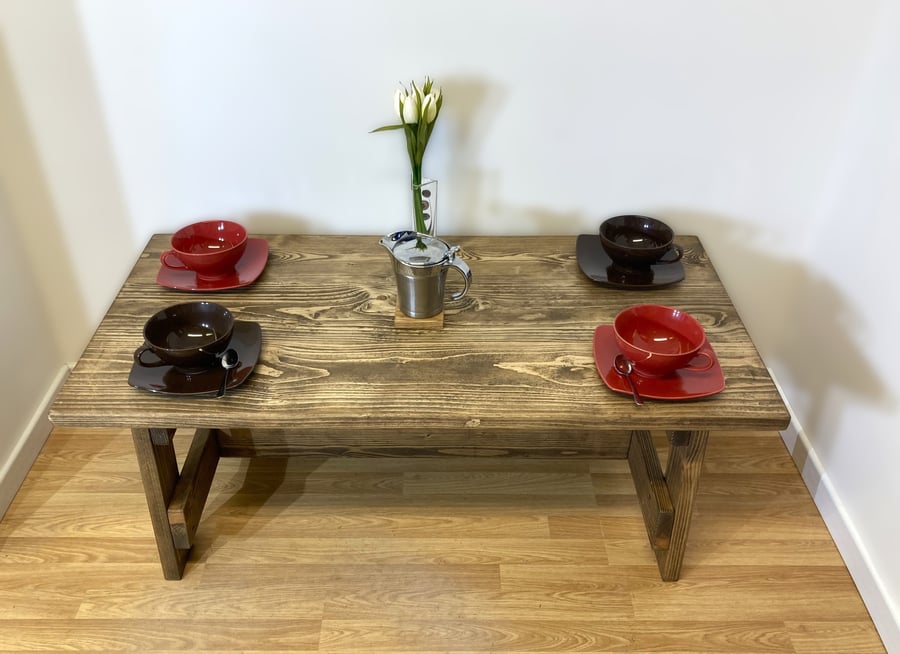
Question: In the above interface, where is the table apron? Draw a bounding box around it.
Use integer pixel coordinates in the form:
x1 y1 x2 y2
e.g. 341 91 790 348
214 427 635 458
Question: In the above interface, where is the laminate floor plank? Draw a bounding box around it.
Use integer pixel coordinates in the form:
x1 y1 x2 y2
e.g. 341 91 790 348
197 536 610 566
0 427 886 652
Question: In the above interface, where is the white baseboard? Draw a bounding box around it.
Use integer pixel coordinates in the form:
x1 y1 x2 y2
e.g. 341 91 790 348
0 365 70 519
774 373 899 652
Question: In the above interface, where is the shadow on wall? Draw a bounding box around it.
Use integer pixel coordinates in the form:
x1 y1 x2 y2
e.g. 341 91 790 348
437 75 582 235
0 34 89 362
439 76 501 234
427 75 644 235
242 211 312 234
662 208 895 485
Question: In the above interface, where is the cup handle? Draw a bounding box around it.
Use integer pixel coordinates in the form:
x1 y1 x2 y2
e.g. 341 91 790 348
160 250 189 270
657 244 684 264
133 343 166 367
447 258 472 302
683 351 714 372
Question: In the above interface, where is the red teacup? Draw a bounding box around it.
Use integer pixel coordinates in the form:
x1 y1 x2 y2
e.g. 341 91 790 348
613 304 714 377
160 220 247 278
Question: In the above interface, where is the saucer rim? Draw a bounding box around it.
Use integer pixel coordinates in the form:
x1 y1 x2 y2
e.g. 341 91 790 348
156 238 269 291
576 234 685 290
592 325 725 400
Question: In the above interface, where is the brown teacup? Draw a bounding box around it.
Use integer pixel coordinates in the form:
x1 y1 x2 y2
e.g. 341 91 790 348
599 215 683 268
134 301 234 369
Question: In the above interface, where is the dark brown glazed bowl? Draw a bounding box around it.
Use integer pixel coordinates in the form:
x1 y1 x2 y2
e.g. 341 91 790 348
599 215 682 268
135 301 234 369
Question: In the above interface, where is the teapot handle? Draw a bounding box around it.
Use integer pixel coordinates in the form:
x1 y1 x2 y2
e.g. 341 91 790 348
447 257 471 301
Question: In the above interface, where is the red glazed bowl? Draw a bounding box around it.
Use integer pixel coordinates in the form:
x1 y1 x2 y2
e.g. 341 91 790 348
161 220 248 277
613 304 713 377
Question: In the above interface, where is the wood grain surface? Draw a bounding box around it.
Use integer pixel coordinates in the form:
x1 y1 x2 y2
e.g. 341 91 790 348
0 427 884 652
50 234 790 435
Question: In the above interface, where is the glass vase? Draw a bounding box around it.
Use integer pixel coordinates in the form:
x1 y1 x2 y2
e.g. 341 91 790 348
411 177 437 236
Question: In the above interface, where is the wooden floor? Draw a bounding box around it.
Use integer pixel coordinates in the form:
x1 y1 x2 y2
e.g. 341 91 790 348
0 428 885 653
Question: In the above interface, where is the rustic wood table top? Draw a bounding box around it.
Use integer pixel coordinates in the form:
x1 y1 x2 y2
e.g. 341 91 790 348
50 233 789 434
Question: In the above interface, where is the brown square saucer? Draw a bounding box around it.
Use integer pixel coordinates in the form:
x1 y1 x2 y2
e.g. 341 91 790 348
128 321 261 395
576 234 684 289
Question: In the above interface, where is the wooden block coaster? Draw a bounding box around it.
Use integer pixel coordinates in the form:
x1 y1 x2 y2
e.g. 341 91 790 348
394 307 444 330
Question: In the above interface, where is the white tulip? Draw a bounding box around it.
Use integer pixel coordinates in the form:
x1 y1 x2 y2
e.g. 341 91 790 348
422 93 439 123
401 92 420 124
372 76 442 204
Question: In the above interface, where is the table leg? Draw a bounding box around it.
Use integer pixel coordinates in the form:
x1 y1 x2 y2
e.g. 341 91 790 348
628 429 710 581
131 427 189 580
655 429 710 581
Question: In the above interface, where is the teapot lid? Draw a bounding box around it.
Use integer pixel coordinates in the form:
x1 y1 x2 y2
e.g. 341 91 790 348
382 231 457 267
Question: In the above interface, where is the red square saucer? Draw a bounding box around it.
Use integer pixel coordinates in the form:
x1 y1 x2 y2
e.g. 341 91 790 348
593 325 725 400
156 238 268 291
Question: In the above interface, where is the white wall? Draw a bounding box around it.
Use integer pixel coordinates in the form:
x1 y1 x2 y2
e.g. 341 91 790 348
0 3 71 510
772 0 900 640
1 0 136 509
1 0 136 355
0 181 60 512
1 0 897 647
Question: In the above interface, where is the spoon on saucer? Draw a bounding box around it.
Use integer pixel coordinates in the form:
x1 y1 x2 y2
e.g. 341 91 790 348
216 349 239 398
614 354 644 405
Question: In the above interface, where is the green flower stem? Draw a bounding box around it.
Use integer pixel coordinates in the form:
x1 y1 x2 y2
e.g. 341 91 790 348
411 165 427 235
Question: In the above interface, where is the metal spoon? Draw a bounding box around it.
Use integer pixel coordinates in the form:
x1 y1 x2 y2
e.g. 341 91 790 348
216 349 239 398
614 354 644 405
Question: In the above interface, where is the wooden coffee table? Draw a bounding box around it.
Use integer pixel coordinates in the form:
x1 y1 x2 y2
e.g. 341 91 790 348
49 234 790 580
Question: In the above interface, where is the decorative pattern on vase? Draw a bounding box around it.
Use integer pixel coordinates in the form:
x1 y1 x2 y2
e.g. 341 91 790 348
412 177 437 236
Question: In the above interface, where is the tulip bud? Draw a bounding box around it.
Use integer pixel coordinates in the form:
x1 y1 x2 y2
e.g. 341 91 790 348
402 92 420 124
422 95 438 123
